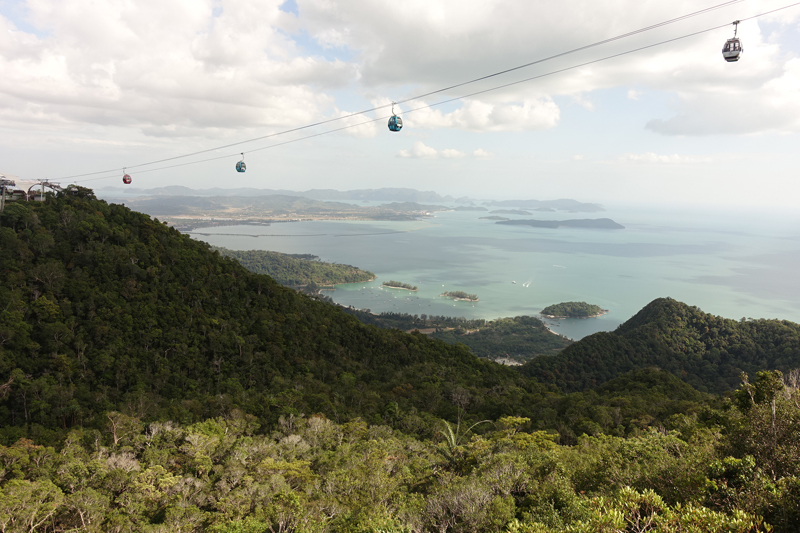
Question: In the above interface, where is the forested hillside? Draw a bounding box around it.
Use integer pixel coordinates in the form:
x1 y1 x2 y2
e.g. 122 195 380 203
0 190 541 442
3 191 800 532
520 297 800 393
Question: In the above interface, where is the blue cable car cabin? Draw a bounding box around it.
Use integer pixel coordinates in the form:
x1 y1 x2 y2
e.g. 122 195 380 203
388 115 403 132
722 38 743 62
236 161 246 172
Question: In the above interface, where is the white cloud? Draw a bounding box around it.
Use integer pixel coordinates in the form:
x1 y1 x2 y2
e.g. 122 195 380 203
397 141 478 159
571 94 594 111
648 58 800 135
617 152 713 164
0 0 353 139
572 154 584 161
297 0 800 135
441 148 466 159
4 0 799 143
397 141 440 159
627 89 642 100
405 98 560 132
473 149 493 159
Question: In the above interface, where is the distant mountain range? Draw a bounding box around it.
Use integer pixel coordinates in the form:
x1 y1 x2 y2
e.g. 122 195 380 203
98 186 604 212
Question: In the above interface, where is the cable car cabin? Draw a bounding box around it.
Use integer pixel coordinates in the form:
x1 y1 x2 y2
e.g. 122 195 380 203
236 161 246 173
388 115 403 132
723 38 742 62
123 174 132 185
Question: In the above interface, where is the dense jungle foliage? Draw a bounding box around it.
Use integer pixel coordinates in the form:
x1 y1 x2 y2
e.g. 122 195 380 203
540 302 604 318
212 247 374 287
2 372 800 532
340 311 488 331
2 190 800 532
520 298 800 394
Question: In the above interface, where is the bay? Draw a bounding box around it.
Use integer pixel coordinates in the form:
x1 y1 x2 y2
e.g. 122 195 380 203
189 205 800 340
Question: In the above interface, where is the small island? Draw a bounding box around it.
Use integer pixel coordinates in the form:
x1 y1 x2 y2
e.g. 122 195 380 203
441 290 479 302
541 301 607 318
383 280 418 291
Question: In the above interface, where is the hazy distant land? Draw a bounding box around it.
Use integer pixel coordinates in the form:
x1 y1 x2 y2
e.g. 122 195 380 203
96 187 606 229
490 209 532 215
452 206 488 212
99 185 605 212
498 218 625 229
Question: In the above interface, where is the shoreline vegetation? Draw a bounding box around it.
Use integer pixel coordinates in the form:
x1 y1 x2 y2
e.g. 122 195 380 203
441 290 479 302
541 301 608 318
382 280 418 291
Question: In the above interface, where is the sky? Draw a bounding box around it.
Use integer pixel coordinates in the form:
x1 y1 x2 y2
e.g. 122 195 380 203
1 0 800 207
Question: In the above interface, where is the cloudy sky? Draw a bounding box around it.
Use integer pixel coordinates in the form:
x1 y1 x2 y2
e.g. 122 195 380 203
1 0 799 206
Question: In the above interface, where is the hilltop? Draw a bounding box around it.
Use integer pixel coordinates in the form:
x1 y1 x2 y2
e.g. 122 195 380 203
520 297 800 393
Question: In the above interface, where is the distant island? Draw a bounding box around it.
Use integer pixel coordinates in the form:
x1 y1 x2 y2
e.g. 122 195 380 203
382 280 418 291
479 216 510 221
541 301 607 318
497 218 624 229
490 209 531 215
452 206 488 212
441 290 479 302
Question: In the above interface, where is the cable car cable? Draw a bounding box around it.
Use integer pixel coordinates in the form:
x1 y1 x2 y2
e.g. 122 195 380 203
53 0 754 181
70 0 800 185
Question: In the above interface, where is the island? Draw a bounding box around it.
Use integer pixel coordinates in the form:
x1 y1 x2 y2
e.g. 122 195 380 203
497 218 624 229
490 209 532 215
452 206 488 212
441 290 479 302
479 216 510 221
541 301 608 318
382 280 418 291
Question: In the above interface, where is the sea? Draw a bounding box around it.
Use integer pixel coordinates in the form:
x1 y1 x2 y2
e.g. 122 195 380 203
188 204 800 340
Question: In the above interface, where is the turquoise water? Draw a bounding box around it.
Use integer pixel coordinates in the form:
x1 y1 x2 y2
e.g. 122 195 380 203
190 205 800 340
